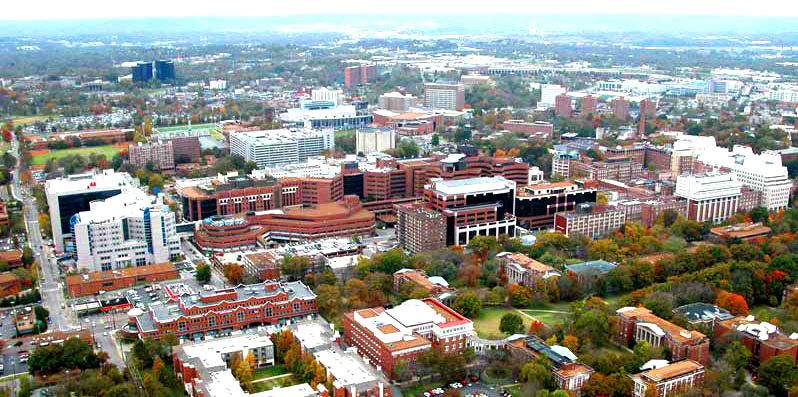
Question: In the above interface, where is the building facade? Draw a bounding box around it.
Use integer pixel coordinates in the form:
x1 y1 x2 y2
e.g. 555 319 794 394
229 128 335 168
128 141 175 170
630 360 705 397
617 307 710 365
356 128 396 155
675 173 742 223
396 203 447 255
554 205 626 239
423 82 465 111
515 182 597 230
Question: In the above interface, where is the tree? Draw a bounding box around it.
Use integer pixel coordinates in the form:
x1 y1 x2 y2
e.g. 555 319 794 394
508 284 532 308
281 255 311 281
723 340 752 371
716 290 749 316
499 313 524 335
562 335 579 354
587 239 621 261
452 292 482 319
195 264 211 284
518 359 556 389
224 263 244 285
234 357 254 392
758 355 798 396
431 134 440 146
315 284 342 320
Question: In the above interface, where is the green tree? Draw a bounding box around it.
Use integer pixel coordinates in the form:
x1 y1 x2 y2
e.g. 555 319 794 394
758 355 798 396
281 255 311 281
452 292 482 319
499 313 524 335
195 263 212 284
518 358 556 389
723 340 752 370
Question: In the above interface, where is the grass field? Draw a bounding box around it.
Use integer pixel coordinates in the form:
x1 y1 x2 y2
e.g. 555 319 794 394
10 115 50 126
251 374 301 393
473 307 534 340
253 364 287 380
0 141 8 155
31 145 123 165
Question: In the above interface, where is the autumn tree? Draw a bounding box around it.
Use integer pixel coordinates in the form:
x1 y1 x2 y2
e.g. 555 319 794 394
224 263 244 285
562 335 579 354
281 255 311 282
715 290 749 316
508 284 532 308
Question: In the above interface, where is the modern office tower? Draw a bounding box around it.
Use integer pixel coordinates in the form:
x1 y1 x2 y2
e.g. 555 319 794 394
72 190 180 271
612 96 630 121
423 82 466 111
378 91 415 112
515 182 597 230
540 84 565 108
343 64 377 87
131 62 153 82
154 60 175 82
127 141 175 170
228 128 334 168
355 127 395 155
675 173 742 223
311 87 343 105
581 95 598 115
396 203 447 255
424 176 517 246
45 170 139 253
555 94 573 117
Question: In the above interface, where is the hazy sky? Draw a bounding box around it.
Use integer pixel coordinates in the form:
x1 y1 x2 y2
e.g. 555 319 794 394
2 0 797 20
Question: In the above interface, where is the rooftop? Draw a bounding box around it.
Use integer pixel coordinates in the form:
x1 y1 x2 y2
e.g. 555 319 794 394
314 349 378 387
710 222 772 239
617 306 706 343
44 169 138 196
640 360 703 382
180 333 274 369
428 176 515 196
565 260 617 275
497 252 557 274
673 303 734 323
66 263 177 286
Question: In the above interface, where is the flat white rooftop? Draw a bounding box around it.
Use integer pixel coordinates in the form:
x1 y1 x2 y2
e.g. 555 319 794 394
45 169 137 195
430 176 515 196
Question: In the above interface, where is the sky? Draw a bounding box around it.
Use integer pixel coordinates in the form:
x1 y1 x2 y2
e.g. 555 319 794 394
2 0 798 20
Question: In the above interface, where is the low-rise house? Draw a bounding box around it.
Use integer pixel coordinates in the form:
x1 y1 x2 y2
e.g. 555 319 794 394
496 252 560 289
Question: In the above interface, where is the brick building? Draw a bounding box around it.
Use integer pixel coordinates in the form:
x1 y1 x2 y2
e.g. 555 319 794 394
344 64 377 88
612 97 630 121
396 203 447 255
617 306 710 365
0 272 21 298
630 360 705 397
640 197 688 228
393 269 452 296
581 95 598 115
0 200 9 227
342 298 473 379
128 141 175 170
0 249 23 268
126 280 318 340
66 263 180 297
715 316 798 365
508 336 593 395
496 252 560 289
163 135 201 163
555 94 572 117
501 120 553 143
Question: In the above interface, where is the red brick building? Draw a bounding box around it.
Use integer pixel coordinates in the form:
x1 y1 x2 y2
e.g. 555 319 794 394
342 298 473 379
0 249 23 268
581 95 598 115
0 200 9 228
715 316 798 365
344 64 377 88
555 94 572 117
617 306 710 365
496 252 560 289
612 97 629 121
126 280 318 340
501 120 553 142
66 263 180 297
640 197 688 228
630 360 705 397
0 272 21 298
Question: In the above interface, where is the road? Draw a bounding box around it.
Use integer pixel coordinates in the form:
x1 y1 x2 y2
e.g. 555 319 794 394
8 132 76 332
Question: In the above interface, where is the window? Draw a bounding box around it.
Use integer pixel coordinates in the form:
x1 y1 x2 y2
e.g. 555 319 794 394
101 263 112 271
237 312 244 323
265 307 272 317
178 322 186 332
293 302 300 312
209 317 216 327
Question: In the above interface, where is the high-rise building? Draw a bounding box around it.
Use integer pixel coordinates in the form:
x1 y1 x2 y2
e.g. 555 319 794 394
131 62 153 82
128 141 175 170
344 64 377 87
396 203 447 255
639 98 656 117
162 135 201 164
540 84 565 108
45 170 139 253
378 92 415 112
72 190 180 271
423 82 465 111
355 127 395 155
675 173 742 223
154 60 175 82
515 182 597 230
612 96 630 121
581 95 598 115
229 128 335 168
555 94 572 117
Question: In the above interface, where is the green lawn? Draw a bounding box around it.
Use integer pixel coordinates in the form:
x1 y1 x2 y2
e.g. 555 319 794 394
31 145 123 165
251 374 301 393
474 307 533 340
253 364 287 380
520 310 569 325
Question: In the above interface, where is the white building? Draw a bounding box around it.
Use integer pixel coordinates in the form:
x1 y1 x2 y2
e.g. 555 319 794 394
72 190 180 271
229 128 334 168
540 84 566 108
675 173 742 223
675 136 791 211
311 87 343 105
769 88 798 104
423 82 465 111
378 91 415 112
45 170 140 253
355 128 395 155
208 80 227 90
